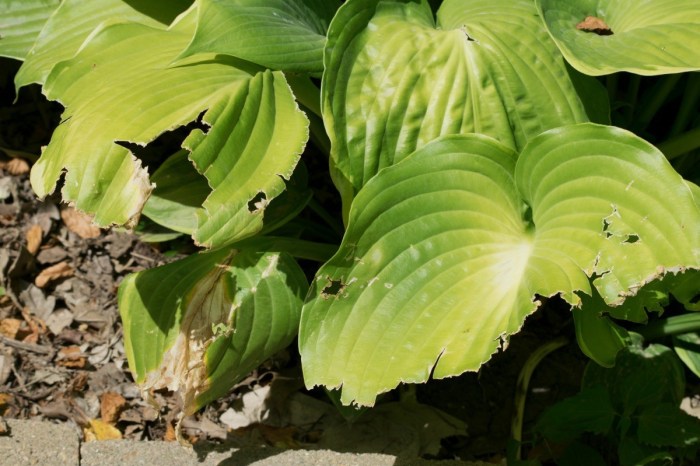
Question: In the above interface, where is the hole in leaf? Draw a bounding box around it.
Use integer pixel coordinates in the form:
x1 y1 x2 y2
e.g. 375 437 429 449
114 111 209 173
690 294 700 305
247 191 268 213
321 279 345 298
623 234 639 244
576 16 614 35
602 218 612 238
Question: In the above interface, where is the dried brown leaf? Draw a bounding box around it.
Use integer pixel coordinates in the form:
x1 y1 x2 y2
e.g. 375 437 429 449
35 261 74 288
25 224 43 255
56 345 87 368
0 319 22 339
164 422 177 442
60 207 101 239
5 158 30 175
100 392 127 425
576 16 613 35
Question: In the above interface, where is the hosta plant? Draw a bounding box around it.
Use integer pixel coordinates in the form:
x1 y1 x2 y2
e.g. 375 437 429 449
1 0 699 422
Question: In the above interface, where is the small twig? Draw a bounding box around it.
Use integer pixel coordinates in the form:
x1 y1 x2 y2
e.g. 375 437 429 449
0 334 53 355
130 252 156 263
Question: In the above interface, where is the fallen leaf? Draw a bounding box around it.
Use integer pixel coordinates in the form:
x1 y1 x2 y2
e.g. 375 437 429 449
0 319 22 339
60 207 101 239
35 261 74 288
5 158 30 175
25 224 43 255
0 350 14 385
56 345 87 368
0 417 8 436
0 394 14 415
164 422 177 442
85 419 122 441
45 308 74 335
100 392 127 425
20 307 47 344
576 16 613 35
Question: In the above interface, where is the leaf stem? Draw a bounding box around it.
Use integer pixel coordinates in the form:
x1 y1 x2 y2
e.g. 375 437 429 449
308 197 344 237
511 336 568 461
633 74 682 133
637 313 700 341
656 126 700 160
670 73 700 137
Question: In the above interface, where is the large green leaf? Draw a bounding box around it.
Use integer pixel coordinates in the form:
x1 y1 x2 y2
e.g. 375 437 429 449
323 0 598 215
178 0 339 74
300 124 700 406
31 10 308 248
537 0 700 76
119 247 307 414
0 0 60 61
13 0 188 89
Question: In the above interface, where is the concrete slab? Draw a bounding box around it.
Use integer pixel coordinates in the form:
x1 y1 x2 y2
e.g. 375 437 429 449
0 418 80 466
81 440 494 466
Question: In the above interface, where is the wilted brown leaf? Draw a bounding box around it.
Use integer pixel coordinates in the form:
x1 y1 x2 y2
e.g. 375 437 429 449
85 419 122 441
100 392 127 425
35 261 74 288
5 158 30 175
164 422 177 442
56 345 87 368
25 224 43 255
576 16 613 35
60 207 101 239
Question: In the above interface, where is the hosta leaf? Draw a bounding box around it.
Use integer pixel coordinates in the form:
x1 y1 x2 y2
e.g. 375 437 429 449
119 247 307 414
179 0 339 74
31 11 308 247
536 0 700 76
323 0 598 213
13 0 187 90
573 294 630 368
300 124 700 406
141 150 210 235
0 0 60 61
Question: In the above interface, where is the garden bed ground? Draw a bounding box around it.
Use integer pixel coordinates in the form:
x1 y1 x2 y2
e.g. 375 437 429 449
0 56 602 463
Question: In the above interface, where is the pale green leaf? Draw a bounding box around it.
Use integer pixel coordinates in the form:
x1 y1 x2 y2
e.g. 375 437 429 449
31 11 308 248
0 0 60 61
119 247 307 414
536 0 700 76
178 0 339 74
323 0 599 214
14 0 176 90
300 125 700 406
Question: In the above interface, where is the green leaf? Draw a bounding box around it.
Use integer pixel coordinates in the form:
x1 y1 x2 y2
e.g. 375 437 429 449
637 403 700 448
573 292 630 368
583 343 686 413
558 441 608 466
300 124 700 406
618 436 673 466
536 386 616 442
674 332 700 378
31 11 308 248
536 0 700 76
142 150 210 235
119 247 308 414
323 0 598 214
0 0 60 61
178 0 339 74
13 0 171 89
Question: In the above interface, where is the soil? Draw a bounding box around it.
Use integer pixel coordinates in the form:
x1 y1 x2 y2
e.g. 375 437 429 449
0 56 589 462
